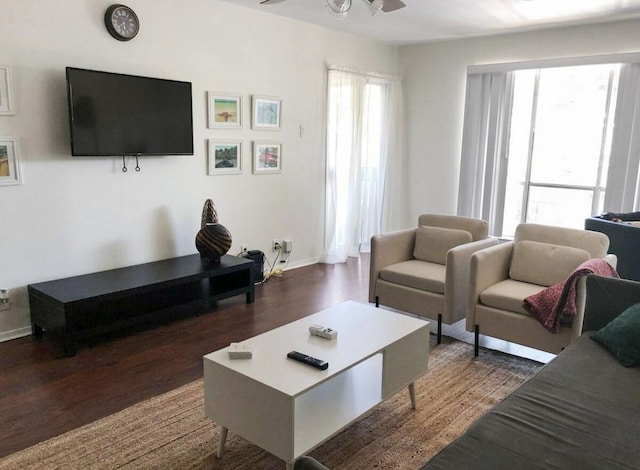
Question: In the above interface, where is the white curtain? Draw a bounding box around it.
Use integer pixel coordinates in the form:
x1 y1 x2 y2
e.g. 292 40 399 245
321 68 403 264
604 62 640 212
456 71 513 235
459 61 640 236
381 75 406 233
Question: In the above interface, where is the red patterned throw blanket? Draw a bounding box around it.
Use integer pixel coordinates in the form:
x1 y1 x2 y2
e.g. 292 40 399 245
524 258 619 332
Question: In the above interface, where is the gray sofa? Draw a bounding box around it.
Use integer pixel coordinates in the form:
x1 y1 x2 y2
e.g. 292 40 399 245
586 213 640 281
297 275 640 470
422 274 640 469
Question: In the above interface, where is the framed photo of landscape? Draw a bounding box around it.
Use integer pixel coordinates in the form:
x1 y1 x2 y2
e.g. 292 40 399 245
0 67 14 115
208 140 242 175
207 92 242 128
252 95 281 130
253 141 282 174
0 138 22 186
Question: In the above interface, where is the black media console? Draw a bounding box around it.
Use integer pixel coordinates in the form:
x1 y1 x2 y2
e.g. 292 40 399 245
28 254 255 357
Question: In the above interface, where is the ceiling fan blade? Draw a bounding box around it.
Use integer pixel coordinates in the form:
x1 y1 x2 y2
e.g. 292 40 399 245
381 0 405 12
260 0 287 4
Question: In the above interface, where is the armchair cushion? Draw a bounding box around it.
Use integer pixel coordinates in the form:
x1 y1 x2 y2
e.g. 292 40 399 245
413 226 472 265
591 302 640 367
509 241 591 287
524 258 619 333
480 279 546 315
514 223 609 258
380 260 446 293
418 214 489 241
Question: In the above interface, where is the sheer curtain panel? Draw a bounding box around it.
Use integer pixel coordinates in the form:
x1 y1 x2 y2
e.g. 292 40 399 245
322 68 402 264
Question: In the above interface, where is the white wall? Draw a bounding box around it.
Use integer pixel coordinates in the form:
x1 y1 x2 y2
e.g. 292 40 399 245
400 18 640 225
0 0 399 339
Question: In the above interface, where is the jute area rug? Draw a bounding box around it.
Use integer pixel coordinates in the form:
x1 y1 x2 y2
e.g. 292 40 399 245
0 338 542 470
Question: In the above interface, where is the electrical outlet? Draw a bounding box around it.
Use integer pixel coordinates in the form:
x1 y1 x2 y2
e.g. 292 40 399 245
0 288 9 311
272 239 282 251
240 244 249 253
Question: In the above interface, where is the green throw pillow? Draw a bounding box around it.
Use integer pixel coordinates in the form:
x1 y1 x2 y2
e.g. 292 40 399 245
591 303 640 367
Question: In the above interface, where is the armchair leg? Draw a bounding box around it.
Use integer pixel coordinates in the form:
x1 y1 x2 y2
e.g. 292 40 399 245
437 314 442 344
474 325 479 357
375 296 379 308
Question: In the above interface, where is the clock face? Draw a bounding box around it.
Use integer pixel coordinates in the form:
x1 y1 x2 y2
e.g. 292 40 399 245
105 5 139 41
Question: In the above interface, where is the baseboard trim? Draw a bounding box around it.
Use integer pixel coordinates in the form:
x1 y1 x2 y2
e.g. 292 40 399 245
284 258 319 270
0 326 32 343
262 257 319 275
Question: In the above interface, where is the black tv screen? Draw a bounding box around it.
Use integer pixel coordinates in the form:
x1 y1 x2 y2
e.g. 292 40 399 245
66 67 193 156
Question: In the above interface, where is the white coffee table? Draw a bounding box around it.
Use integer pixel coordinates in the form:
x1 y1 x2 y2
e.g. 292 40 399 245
203 301 430 469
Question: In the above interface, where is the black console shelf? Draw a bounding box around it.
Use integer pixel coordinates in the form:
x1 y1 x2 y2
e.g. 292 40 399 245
28 254 255 356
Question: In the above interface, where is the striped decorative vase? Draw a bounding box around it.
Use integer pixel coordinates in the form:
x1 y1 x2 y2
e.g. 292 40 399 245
195 199 232 262
195 223 232 263
201 198 219 227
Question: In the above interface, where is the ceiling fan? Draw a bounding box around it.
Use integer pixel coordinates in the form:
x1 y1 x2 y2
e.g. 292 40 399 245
259 0 407 16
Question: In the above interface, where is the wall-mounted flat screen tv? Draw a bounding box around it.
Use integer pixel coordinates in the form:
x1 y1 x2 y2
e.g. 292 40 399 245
66 67 193 156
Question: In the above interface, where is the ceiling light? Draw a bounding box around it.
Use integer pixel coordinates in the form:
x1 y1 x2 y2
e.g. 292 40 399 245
326 0 352 18
363 0 383 15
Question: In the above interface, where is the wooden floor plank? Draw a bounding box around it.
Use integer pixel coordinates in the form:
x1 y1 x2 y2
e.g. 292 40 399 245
0 257 369 458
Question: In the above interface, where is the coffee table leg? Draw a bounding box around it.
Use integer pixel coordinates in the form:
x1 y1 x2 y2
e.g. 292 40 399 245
408 382 416 410
217 426 228 458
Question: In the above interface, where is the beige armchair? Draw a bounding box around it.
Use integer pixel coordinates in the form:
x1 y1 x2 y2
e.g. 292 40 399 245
369 214 498 343
467 223 616 356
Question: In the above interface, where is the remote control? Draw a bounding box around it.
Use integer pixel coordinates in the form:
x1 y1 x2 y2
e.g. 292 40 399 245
309 324 338 340
287 351 329 370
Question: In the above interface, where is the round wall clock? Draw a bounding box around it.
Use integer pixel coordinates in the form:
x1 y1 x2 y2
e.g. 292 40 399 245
104 4 140 41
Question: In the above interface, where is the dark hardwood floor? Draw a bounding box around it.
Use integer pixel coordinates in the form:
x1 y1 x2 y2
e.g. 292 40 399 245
0 256 370 458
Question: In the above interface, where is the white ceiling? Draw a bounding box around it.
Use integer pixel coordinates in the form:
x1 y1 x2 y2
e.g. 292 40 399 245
218 0 640 44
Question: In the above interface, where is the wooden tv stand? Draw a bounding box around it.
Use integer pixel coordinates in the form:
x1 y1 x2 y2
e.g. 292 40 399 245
28 254 255 357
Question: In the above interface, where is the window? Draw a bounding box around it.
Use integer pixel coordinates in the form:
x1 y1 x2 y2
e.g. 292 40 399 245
501 64 618 237
458 58 640 238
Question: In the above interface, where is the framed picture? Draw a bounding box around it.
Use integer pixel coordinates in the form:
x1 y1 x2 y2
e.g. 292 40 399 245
208 140 242 175
252 95 281 130
253 141 282 174
207 92 242 128
0 138 22 186
0 67 14 115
